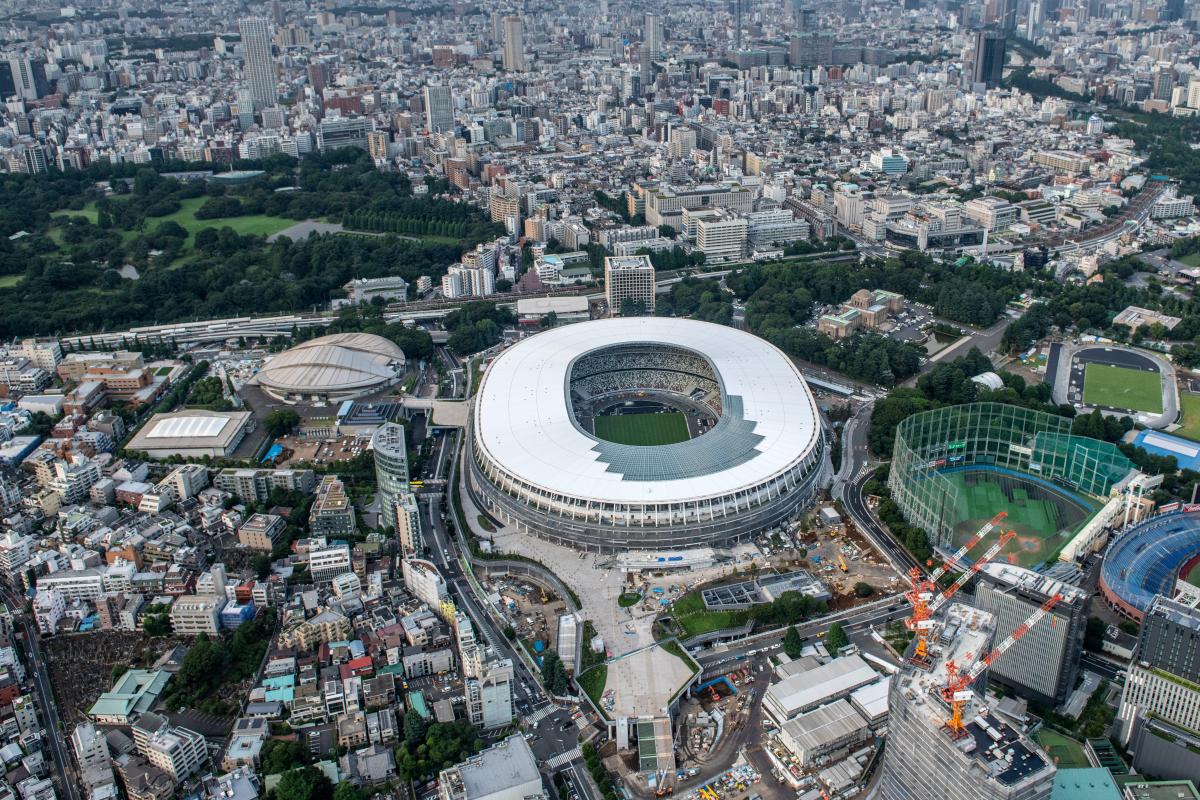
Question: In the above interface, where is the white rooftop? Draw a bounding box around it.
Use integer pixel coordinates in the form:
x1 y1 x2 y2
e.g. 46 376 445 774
473 317 820 505
146 414 230 439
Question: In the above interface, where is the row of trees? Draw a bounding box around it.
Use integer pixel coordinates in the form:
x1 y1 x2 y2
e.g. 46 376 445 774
341 208 501 243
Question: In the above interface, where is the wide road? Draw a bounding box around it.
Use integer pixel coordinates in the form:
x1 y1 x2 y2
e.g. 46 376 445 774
839 469 921 577
2 588 81 800
422 431 601 800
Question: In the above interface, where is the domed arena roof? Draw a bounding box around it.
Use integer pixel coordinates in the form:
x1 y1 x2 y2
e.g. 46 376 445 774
253 332 405 403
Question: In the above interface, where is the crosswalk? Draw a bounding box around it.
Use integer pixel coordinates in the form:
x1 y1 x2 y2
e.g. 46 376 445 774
527 704 557 725
546 746 582 770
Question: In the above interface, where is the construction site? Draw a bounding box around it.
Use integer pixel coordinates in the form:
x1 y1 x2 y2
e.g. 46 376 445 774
878 511 1062 800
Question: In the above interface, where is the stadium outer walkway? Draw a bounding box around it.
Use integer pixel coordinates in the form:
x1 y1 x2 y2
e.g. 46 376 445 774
1050 341 1177 429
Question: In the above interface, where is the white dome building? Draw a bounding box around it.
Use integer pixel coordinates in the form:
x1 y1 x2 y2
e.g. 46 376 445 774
251 333 405 405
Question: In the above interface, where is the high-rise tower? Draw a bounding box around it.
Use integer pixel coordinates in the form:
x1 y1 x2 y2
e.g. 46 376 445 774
879 603 1057 800
971 29 1007 89
239 17 276 110
424 84 454 133
502 16 526 72
372 422 410 532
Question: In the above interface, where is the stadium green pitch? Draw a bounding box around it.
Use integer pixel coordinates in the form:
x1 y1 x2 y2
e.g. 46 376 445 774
1083 363 1163 414
593 412 690 446
945 471 1096 567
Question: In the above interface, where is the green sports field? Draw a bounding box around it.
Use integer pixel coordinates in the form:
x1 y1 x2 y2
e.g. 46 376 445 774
593 412 690 446
946 471 1095 567
1083 363 1163 414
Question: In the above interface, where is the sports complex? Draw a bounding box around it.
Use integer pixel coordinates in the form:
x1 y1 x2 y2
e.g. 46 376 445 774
1048 342 1177 429
889 403 1136 567
1099 509 1200 620
468 317 827 551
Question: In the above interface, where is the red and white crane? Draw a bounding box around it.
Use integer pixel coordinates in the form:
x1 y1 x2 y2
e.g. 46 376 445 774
940 593 1064 736
904 512 1012 663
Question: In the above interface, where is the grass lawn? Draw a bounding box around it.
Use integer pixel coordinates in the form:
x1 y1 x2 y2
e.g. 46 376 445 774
618 592 642 608
593 412 690 446
0 275 22 288
668 591 746 638
1176 393 1200 442
1034 730 1090 768
53 198 294 251
577 665 608 717
1083 363 1163 414
1178 251 1200 267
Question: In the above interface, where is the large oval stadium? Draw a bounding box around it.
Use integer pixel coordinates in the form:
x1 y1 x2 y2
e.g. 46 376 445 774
468 317 826 551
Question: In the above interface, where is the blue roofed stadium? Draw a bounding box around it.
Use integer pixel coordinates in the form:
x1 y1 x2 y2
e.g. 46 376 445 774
1100 510 1200 620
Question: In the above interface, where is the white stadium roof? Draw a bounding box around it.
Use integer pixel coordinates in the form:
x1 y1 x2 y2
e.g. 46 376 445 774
252 332 405 394
473 317 821 505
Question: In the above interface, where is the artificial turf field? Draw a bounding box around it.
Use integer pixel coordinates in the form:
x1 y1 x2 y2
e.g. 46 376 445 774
593 412 690 446
1083 363 1163 414
1034 730 1091 769
945 471 1095 567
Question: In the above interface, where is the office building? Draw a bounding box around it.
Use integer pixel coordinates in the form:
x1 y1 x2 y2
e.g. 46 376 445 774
238 513 287 552
605 255 656 315
425 84 454 133
373 423 410 531
692 209 748 261
502 16 526 72
8 56 49 101
972 30 1007 89
170 595 227 635
1118 592 1200 782
973 564 1088 706
395 492 422 554
238 18 276 110
317 117 373 151
438 735 544 800
402 558 448 611
879 604 1056 800
309 543 352 583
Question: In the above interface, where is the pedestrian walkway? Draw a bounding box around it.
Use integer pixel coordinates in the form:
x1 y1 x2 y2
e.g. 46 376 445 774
546 746 583 770
527 703 558 725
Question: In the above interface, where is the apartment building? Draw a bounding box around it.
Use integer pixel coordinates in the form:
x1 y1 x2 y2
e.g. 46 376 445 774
170 595 226 635
310 476 356 538
238 514 287 552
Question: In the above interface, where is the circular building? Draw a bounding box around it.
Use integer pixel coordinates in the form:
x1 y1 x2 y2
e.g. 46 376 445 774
469 317 826 551
252 333 405 405
1099 510 1200 620
889 403 1135 567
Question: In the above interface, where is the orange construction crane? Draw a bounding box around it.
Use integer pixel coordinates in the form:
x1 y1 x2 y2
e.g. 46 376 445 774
928 530 1017 617
904 513 1011 663
940 593 1063 736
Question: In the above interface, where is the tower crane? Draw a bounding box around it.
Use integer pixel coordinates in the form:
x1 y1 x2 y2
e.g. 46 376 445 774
904 513 1012 664
940 593 1064 737
927 530 1017 617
